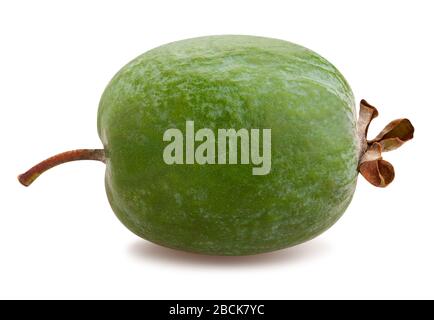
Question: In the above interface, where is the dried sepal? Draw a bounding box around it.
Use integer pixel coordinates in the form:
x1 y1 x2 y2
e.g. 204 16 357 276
360 142 382 164
377 137 406 152
359 159 395 188
357 100 379 156
369 118 414 152
357 100 414 188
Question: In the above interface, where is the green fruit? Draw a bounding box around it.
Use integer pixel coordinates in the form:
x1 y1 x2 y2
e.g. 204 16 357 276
19 35 414 256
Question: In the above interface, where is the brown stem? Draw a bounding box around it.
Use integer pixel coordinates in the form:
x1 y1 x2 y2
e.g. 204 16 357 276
18 149 106 187
357 100 414 187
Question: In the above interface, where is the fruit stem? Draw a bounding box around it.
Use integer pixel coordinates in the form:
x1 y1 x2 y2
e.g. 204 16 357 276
18 149 106 187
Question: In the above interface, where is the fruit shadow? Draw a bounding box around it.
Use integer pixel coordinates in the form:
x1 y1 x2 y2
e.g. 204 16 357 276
129 239 330 267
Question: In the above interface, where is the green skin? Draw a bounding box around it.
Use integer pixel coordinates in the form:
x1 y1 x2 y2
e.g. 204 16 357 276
97 35 359 255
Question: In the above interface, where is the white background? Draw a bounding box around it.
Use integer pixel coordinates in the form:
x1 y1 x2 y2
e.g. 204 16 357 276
1 0 433 300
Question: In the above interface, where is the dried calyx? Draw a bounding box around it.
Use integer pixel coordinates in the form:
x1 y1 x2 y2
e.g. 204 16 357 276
357 99 414 187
